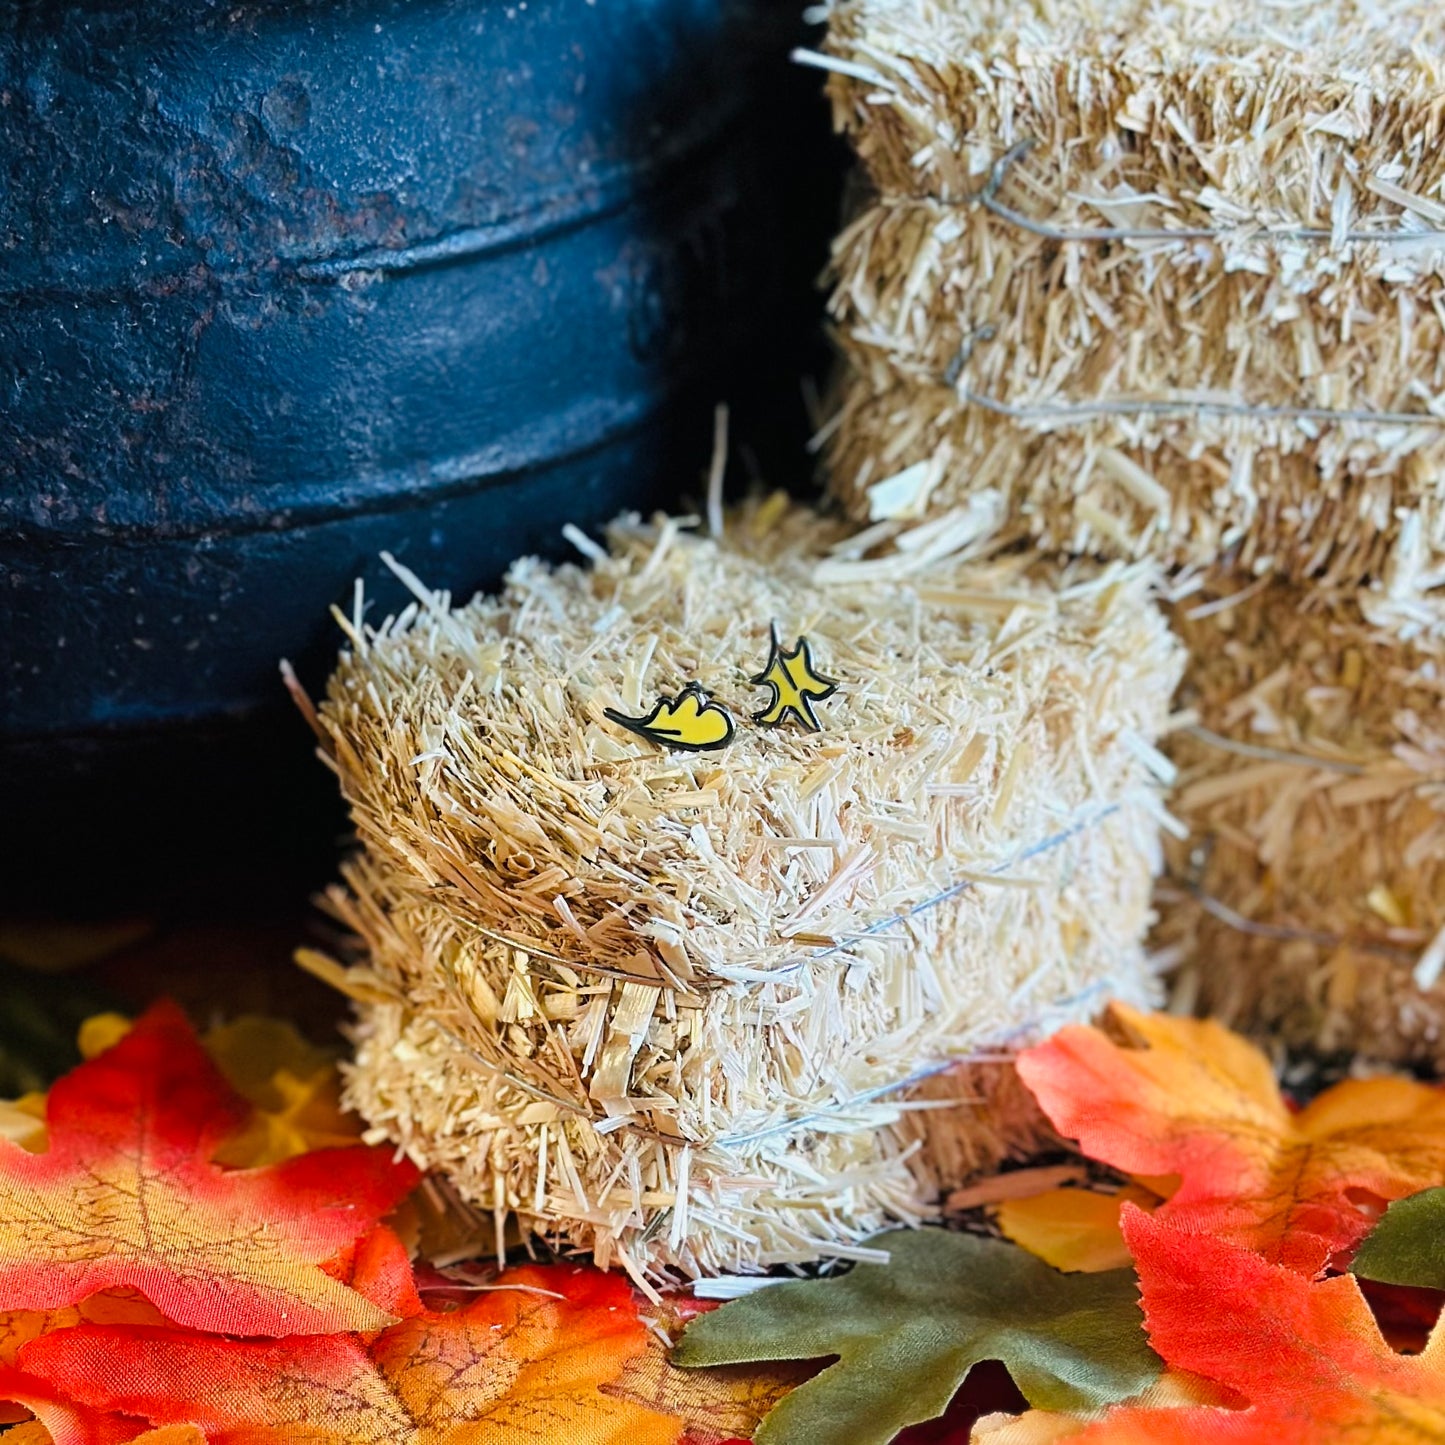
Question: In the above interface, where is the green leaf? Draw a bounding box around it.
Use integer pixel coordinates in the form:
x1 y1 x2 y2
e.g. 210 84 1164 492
673 1229 1159 1445
1351 1187 1445 1288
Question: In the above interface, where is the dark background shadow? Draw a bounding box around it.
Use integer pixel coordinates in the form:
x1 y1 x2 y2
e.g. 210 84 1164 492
0 0 846 920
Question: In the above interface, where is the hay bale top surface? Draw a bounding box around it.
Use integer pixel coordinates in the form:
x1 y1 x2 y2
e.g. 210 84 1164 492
318 499 1170 994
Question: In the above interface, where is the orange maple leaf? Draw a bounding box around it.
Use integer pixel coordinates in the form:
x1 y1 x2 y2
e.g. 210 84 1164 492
0 1001 418 1337
976 1206 1445 1442
20 1231 682 1445
1016 1003 1445 1274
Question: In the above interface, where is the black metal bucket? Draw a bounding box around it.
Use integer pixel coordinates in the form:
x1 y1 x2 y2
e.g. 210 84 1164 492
0 0 828 907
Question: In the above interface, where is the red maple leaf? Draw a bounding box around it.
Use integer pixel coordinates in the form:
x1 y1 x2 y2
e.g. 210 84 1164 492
979 1207 1445 1443
0 1001 418 1337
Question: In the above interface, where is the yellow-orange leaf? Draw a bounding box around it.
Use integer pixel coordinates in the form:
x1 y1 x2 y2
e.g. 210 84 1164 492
203 1017 360 1168
0 1101 45 1155
0 1424 50 1443
1016 1003 1445 1273
75 1018 131 1063
996 1183 1164 1274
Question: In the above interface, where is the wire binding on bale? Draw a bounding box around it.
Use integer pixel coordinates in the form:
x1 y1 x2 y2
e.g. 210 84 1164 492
817 0 1445 611
299 499 1182 1279
1158 577 1445 1063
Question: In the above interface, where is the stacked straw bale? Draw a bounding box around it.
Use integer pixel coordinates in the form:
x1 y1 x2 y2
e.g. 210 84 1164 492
818 0 1445 612
816 0 1445 1064
301 499 1182 1279
1162 579 1445 1063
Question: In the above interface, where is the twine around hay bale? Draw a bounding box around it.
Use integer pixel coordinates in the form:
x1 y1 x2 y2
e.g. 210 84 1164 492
296 498 1182 1280
1158 577 1445 1063
816 0 1445 607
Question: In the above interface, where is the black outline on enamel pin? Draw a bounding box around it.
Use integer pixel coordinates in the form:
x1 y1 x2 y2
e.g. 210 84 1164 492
604 682 737 752
751 625 839 732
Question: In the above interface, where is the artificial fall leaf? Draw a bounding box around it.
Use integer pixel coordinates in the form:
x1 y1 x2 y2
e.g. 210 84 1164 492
0 1000 418 1337
203 1017 334 1107
73 1014 360 1168
1353 1186 1445 1290
0 1391 205 1445
971 1371 1231 1444
0 1293 166 1373
606 1295 811 1445
0 1101 44 1155
4 1012 129 1157
1016 1003 1445 1274
0 1366 182 1445
21 1233 682 1445
672 1229 1160 1445
995 1182 1166 1274
977 1206 1445 1443
0 1293 169 1430
203 1017 360 1168
74 1018 130 1063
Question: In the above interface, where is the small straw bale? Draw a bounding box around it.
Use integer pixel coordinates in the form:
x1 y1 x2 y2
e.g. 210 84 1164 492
815 0 1445 607
1160 578 1445 1063
302 499 1182 1279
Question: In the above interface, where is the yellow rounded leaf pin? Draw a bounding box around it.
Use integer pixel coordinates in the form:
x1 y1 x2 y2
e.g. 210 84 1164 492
605 683 736 752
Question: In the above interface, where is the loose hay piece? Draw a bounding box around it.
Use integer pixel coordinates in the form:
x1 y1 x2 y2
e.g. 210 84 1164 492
303 500 1181 1278
1160 579 1445 1064
817 0 1445 606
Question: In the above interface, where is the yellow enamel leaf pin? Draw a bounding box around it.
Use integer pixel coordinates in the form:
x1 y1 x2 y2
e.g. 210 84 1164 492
752 626 838 731
605 683 736 752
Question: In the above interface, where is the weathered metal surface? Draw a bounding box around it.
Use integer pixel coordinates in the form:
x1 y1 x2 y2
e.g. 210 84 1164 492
0 0 800 900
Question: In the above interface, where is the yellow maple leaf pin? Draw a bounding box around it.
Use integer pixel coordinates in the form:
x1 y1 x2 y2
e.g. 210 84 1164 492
605 683 736 752
751 627 838 731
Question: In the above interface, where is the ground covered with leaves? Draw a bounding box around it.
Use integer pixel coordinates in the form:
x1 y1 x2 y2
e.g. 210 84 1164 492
5 993 1445 1442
